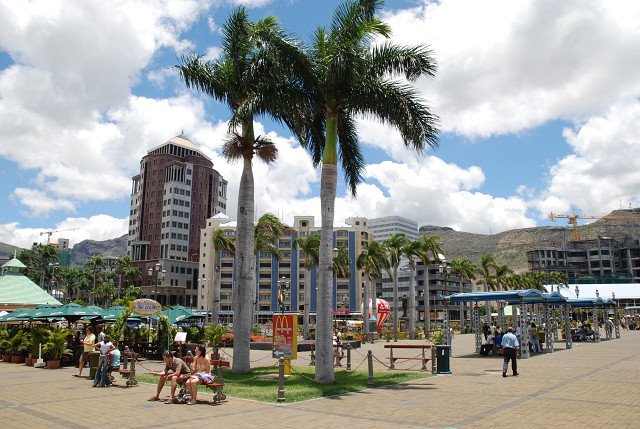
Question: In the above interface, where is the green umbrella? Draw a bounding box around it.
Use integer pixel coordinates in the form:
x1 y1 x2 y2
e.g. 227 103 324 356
25 304 62 320
101 306 142 322
160 306 201 324
0 308 32 322
46 303 103 323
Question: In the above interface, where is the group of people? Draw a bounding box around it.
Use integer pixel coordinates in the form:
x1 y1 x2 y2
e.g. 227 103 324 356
480 321 545 355
72 326 121 387
148 345 213 405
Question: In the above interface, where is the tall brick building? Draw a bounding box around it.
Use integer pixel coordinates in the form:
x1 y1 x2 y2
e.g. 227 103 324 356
127 135 227 307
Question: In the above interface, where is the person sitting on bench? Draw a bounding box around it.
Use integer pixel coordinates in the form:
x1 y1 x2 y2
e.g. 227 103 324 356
148 351 191 404
103 341 121 386
480 334 495 356
185 345 212 405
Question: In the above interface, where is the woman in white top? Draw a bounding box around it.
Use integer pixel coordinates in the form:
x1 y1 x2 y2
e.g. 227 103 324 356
185 345 211 405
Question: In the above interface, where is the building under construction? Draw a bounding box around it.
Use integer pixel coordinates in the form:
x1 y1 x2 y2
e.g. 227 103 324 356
527 237 640 283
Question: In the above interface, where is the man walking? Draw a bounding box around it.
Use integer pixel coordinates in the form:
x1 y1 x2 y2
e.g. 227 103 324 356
501 326 519 377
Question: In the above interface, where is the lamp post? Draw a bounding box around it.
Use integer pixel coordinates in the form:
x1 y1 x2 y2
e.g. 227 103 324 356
438 260 451 323
278 276 289 314
575 285 580 298
148 263 165 305
612 291 616 301
595 289 600 298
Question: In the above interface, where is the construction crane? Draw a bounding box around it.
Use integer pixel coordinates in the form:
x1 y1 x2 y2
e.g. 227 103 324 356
549 212 640 241
39 228 78 245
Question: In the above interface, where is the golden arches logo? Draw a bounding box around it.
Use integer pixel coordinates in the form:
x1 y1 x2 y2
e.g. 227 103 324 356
274 315 290 330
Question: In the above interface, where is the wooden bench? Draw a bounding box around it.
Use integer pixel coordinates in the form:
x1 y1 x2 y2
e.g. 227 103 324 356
384 344 433 371
205 359 229 405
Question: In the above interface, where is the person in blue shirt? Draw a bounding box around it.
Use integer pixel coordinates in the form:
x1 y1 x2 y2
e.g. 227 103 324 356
501 327 520 377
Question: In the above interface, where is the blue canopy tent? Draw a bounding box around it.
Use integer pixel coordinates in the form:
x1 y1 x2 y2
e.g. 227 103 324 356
446 289 579 357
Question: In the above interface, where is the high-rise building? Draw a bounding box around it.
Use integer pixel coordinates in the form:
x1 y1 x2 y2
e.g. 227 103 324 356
199 215 371 323
127 135 227 307
368 216 418 242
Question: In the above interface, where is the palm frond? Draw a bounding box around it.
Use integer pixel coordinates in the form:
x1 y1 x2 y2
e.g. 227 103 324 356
337 111 364 195
369 42 437 81
254 137 278 164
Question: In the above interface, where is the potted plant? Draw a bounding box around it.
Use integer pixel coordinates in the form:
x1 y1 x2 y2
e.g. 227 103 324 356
43 328 72 369
9 330 27 363
25 327 49 366
0 326 11 362
204 324 228 360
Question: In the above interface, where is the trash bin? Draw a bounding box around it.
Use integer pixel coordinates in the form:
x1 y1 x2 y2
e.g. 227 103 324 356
435 344 451 374
88 351 100 378
368 316 377 334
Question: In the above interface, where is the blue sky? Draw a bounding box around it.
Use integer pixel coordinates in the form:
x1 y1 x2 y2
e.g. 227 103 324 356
0 0 639 248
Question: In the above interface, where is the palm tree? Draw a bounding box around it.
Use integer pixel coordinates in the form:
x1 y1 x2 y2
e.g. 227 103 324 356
177 9 309 373
417 235 444 334
305 0 439 383
85 254 106 306
493 264 514 291
450 258 477 333
356 242 388 335
479 254 497 322
402 240 424 339
383 233 408 333
293 233 320 338
113 256 135 300
36 244 58 290
209 228 236 324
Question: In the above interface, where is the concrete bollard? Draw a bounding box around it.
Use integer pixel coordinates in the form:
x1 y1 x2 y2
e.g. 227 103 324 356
309 347 315 366
346 344 352 370
277 357 285 402
367 350 374 386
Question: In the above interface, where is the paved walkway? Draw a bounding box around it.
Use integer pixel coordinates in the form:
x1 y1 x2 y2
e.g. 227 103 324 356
2 331 639 428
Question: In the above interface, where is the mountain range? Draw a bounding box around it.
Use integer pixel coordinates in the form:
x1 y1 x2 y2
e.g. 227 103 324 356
3 209 640 271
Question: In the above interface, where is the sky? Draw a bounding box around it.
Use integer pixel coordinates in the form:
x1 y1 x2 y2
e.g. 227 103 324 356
1 0 640 249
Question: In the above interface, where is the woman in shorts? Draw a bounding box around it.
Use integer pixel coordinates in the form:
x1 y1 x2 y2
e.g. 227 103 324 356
185 345 211 405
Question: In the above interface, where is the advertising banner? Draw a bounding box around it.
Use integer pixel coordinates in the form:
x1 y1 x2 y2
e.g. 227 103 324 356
130 298 162 316
272 314 298 359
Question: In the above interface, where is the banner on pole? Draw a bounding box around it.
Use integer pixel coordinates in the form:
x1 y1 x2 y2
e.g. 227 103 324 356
272 314 297 359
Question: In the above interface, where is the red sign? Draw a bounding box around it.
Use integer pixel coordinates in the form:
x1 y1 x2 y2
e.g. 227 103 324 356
272 314 297 359
332 309 351 315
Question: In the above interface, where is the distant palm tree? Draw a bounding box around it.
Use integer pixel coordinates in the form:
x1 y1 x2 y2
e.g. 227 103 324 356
479 254 497 322
177 9 309 373
356 242 388 335
450 258 477 332
293 232 320 338
85 254 106 305
306 0 439 383
384 233 409 333
493 264 514 291
402 240 424 339
417 235 444 334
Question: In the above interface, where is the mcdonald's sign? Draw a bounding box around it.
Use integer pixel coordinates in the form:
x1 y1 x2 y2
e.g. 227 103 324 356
272 314 297 359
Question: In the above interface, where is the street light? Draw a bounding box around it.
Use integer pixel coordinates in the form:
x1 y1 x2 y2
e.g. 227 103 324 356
595 289 600 298
438 260 451 321
148 263 165 305
612 291 616 301
278 276 289 314
575 285 580 298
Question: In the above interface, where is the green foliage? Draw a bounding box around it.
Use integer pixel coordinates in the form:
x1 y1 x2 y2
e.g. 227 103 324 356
108 307 132 342
9 330 28 356
156 315 175 352
427 329 446 345
43 328 73 361
187 325 205 344
252 324 263 335
26 326 50 358
0 326 9 354
204 324 229 348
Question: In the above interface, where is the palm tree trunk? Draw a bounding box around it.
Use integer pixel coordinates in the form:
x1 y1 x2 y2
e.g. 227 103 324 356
392 264 399 333
212 262 221 325
303 266 310 339
424 263 431 334
408 264 416 339
317 161 337 383
232 153 256 373
316 116 338 384
363 275 370 335
459 275 465 333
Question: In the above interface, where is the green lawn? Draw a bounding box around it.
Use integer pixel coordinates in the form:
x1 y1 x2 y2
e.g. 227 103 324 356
138 366 431 403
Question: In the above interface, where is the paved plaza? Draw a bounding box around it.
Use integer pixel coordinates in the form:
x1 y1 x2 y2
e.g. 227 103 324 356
1 331 639 429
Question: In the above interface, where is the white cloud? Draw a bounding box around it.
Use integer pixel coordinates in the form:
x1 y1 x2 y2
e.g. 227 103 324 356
535 101 640 217
383 0 640 138
0 215 127 249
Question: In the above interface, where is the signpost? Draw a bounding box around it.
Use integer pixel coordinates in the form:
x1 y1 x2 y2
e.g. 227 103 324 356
131 298 162 347
273 314 297 374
